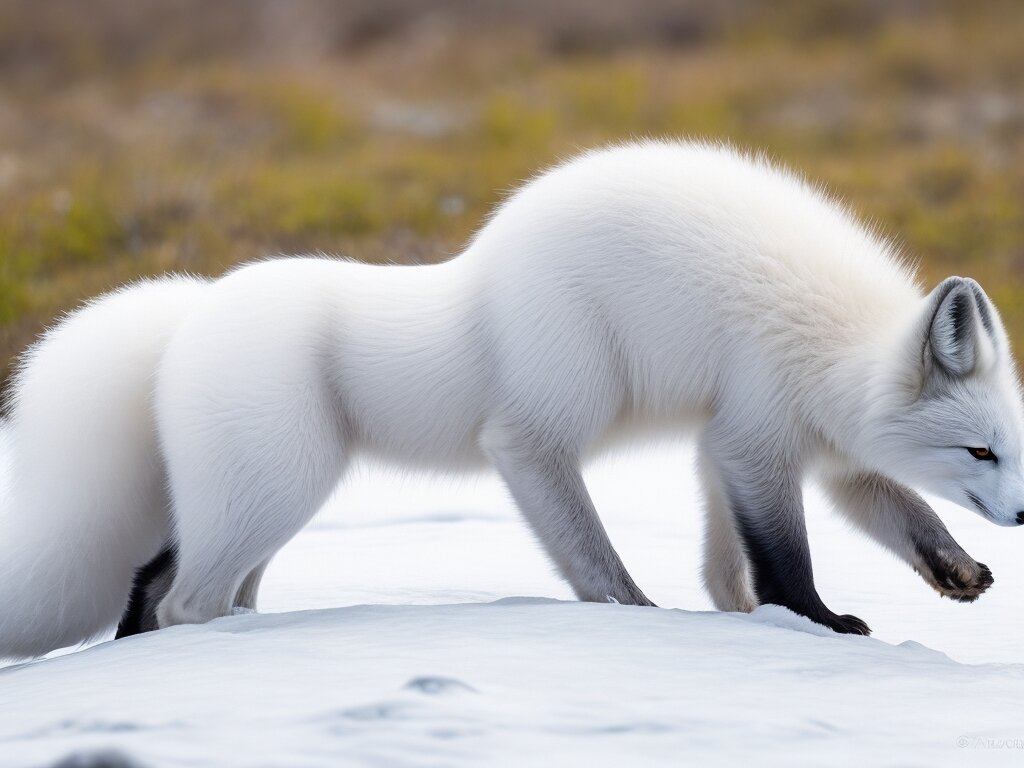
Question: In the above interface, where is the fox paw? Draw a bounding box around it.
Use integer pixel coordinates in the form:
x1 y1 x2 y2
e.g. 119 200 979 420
768 600 871 636
821 612 871 636
917 549 994 602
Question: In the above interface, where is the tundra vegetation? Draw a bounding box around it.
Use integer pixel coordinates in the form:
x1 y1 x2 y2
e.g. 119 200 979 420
1 0 1022 389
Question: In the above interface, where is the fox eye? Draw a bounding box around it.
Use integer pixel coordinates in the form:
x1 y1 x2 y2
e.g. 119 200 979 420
967 447 996 461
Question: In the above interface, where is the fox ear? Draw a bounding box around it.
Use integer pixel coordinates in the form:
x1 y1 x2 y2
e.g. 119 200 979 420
923 276 997 377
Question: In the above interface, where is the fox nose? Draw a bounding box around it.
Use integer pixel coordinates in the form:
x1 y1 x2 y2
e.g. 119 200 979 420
1017 512 1024 526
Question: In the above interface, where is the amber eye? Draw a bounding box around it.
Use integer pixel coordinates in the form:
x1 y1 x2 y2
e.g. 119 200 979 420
967 447 996 461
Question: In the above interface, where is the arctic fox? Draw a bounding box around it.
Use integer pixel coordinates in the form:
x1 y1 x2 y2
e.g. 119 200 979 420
2 140 1021 660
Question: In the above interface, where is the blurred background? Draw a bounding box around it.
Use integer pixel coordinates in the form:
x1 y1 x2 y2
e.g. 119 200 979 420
1 0 1022 390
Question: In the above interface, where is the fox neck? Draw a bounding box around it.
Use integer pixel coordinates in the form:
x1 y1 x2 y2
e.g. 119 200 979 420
829 324 937 485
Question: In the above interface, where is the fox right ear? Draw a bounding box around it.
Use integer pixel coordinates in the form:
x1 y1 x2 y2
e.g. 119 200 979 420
922 276 996 378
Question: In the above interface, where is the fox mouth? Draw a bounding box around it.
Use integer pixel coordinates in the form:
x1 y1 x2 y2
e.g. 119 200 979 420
964 490 995 521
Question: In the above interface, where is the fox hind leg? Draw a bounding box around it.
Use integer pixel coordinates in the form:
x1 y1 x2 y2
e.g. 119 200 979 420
234 559 270 611
156 385 346 629
117 552 271 638
116 546 177 638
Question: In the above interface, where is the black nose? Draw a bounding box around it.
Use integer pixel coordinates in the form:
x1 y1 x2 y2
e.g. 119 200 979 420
1017 512 1024 526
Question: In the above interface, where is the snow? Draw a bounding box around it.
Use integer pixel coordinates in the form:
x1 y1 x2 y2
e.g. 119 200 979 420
3 441 1024 766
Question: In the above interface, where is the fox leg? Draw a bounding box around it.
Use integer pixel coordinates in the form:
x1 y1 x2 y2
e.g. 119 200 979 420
697 453 757 613
484 432 653 606
156 385 345 629
234 559 270 611
700 423 870 635
820 470 993 602
116 547 177 638
117 551 268 638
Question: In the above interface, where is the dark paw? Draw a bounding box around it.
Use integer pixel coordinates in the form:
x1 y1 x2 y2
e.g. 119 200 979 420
777 600 872 636
943 561 994 603
821 612 871 636
917 550 994 602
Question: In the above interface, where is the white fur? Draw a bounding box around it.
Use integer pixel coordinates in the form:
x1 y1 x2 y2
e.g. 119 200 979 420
2 140 1022 657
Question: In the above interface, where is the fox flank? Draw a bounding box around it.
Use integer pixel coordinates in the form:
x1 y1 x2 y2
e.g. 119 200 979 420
2 140 1022 658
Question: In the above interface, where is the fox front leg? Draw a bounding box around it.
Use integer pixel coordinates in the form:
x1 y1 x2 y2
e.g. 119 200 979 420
697 452 757 613
821 471 994 602
701 426 870 635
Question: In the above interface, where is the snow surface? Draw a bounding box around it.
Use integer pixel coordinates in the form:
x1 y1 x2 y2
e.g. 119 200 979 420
3 440 1024 766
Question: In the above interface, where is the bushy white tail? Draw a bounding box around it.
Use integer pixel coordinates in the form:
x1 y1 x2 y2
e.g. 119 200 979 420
0 276 207 659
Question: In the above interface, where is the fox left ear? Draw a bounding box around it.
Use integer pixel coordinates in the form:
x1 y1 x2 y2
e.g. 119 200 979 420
922 276 1001 378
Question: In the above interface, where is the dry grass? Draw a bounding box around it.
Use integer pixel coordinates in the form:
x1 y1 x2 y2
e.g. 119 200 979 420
2 0 1023 388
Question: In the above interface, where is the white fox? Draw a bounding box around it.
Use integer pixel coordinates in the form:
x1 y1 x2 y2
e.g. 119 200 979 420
2 140 1021 660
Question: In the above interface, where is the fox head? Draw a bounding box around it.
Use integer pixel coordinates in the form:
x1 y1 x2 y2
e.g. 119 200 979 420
868 276 1024 526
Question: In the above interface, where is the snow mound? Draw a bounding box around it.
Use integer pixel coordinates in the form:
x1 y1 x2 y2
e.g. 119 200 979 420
3 600 1024 768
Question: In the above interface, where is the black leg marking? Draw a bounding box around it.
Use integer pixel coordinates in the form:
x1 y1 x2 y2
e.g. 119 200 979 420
116 547 177 639
732 501 870 636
